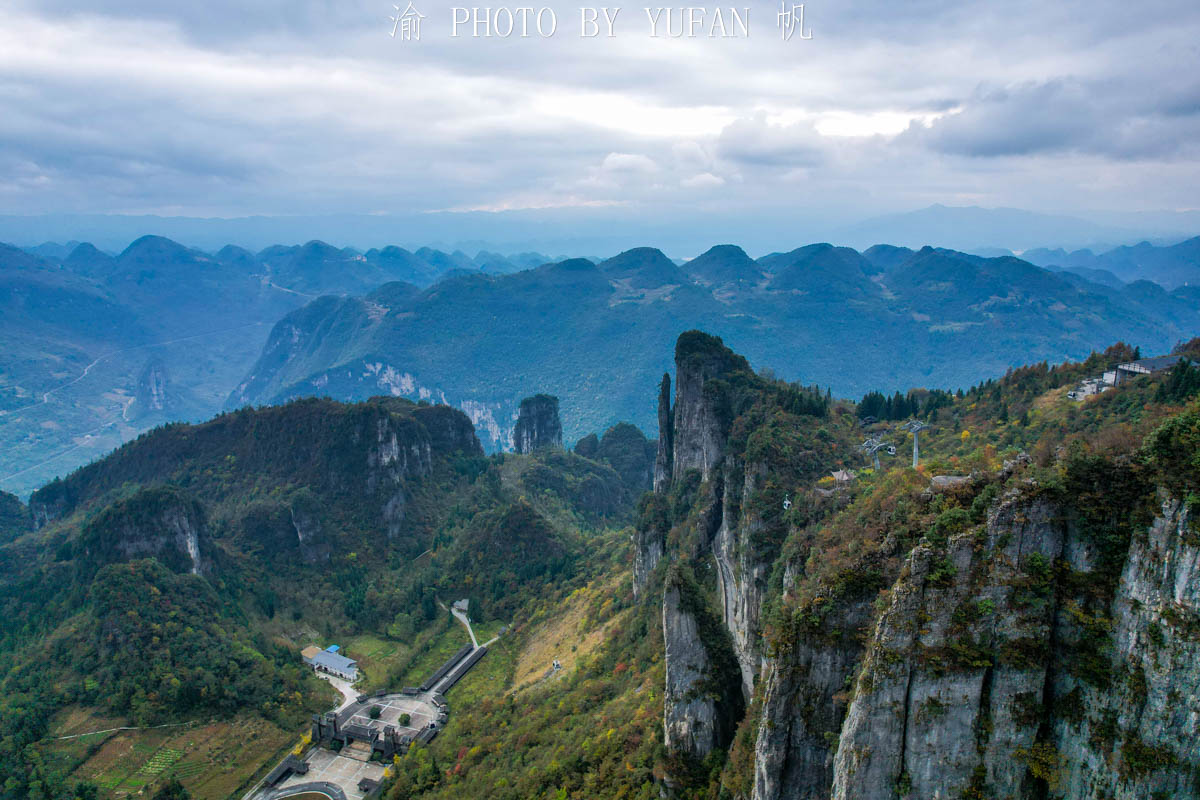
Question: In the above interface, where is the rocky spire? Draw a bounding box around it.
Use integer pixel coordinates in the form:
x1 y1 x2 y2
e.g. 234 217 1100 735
512 394 563 454
653 373 673 493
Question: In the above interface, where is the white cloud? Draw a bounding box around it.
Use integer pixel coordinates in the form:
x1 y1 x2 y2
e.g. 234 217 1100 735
681 172 725 188
601 153 659 173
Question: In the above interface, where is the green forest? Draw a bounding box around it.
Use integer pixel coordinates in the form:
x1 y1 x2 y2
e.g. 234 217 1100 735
1 334 1198 799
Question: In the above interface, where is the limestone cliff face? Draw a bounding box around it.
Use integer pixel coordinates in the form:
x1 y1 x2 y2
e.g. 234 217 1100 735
1051 496 1200 799
713 458 772 700
513 394 563 454
830 495 1066 799
671 333 748 482
648 332 765 767
80 487 210 575
132 357 174 418
664 582 725 759
634 495 667 600
819 493 1200 800
753 598 875 800
654 373 674 493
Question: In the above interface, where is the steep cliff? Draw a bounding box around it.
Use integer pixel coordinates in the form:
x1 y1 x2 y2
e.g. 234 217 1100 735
671 331 749 481
635 331 1200 799
645 331 833 773
655 373 674 492
663 569 745 760
79 486 211 575
513 393 563 454
131 356 175 418
825 476 1200 800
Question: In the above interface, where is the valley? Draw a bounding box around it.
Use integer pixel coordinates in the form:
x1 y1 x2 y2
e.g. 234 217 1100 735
1 326 1198 799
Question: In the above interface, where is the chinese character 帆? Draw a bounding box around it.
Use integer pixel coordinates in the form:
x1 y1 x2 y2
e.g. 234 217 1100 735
777 3 812 41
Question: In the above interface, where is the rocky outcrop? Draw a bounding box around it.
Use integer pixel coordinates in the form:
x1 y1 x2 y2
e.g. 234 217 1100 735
753 598 875 800
713 459 772 700
634 494 669 599
80 487 210 575
654 373 674 492
664 580 735 759
671 332 749 482
132 357 174 418
513 394 563 454
821 493 1200 800
831 496 1066 799
652 333 763 768
1051 496 1200 799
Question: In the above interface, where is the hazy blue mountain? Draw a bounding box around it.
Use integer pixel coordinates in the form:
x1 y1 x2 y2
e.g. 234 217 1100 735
474 250 523 274
599 246 690 289
509 252 556 270
1087 237 1200 288
1023 237 1200 289
837 204 1138 251
214 243 259 270
861 243 915 272
228 243 1200 454
62 242 115 276
763 243 878 299
415 247 477 274
26 241 76 260
683 244 763 287
1051 264 1125 289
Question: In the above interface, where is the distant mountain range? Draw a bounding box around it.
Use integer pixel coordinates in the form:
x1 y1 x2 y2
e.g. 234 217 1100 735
1022 236 1200 290
4 204 1200 256
4 231 1198 494
0 237 562 496
227 241 1200 452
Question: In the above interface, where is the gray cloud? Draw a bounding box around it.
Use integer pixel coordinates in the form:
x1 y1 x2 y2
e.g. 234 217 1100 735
0 0 1197 223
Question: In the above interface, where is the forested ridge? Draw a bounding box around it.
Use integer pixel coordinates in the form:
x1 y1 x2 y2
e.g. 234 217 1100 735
2 336 1200 799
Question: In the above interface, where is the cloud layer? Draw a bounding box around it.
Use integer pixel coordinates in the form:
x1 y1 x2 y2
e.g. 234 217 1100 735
1 0 1198 225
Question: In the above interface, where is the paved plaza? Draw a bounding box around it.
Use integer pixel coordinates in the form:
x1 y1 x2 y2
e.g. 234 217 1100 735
272 748 384 800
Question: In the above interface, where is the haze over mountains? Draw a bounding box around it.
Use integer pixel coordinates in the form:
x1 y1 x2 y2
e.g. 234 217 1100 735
227 239 1200 453
5 204 1200 257
3 230 1199 496
0 237 556 496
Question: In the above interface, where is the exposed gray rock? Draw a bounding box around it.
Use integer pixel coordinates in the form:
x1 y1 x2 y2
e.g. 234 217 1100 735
822 493 1200 800
664 582 723 759
671 331 749 483
929 474 971 490
634 507 665 600
753 599 875 800
832 497 1067 800
713 458 770 700
654 373 674 493
1052 496 1200 799
512 394 563 454
81 488 211 575
132 357 174 418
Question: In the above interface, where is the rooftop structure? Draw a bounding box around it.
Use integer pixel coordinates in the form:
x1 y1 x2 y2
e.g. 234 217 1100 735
304 647 359 681
1114 354 1184 384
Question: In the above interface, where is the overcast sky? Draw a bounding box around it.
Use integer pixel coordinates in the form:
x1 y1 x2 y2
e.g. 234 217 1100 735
1 0 1198 234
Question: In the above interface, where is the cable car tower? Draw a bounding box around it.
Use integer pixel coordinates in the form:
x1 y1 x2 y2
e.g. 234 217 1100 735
900 419 930 468
858 437 896 470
